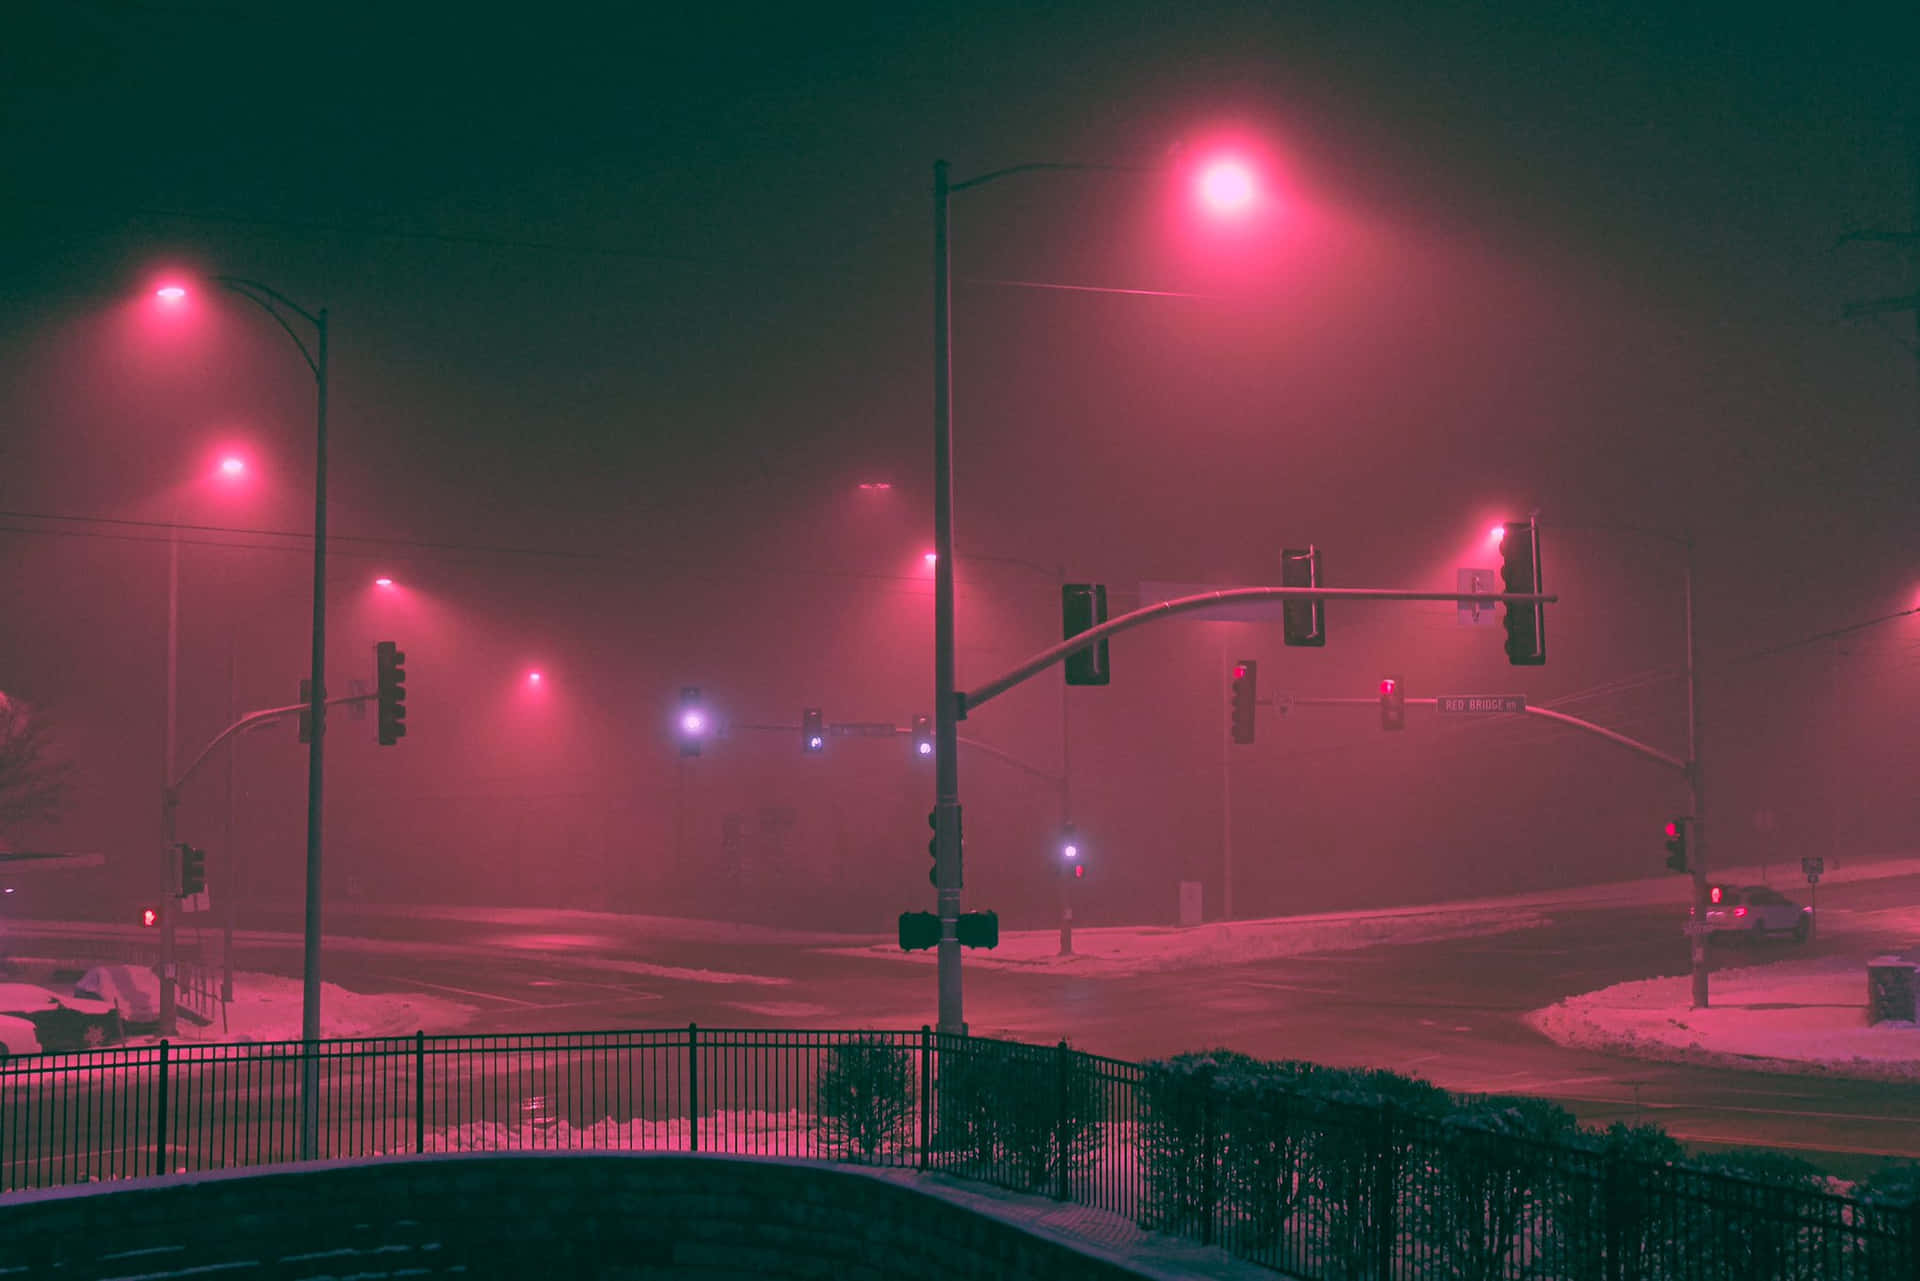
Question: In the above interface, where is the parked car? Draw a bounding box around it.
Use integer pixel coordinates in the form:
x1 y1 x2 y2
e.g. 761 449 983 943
1692 884 1811 942
75 964 161 1027
0 983 123 1051
0 1012 42 1059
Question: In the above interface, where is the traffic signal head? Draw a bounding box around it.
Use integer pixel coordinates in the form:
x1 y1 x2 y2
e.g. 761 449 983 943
1230 660 1258 744
1061 583 1112 686
179 845 206 897
898 910 940 951
1380 676 1405 731
1281 546 1326 647
1499 519 1546 666
955 909 999 949
912 715 933 760
802 707 825 754
375 641 408 745
142 907 157 927
1664 817 1691 873
677 687 708 756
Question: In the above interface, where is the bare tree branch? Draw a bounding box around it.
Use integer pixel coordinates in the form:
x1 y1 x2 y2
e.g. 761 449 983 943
0 693 74 833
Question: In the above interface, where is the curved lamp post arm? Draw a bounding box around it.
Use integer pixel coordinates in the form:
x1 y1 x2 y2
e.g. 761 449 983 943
216 276 322 377
950 160 1159 195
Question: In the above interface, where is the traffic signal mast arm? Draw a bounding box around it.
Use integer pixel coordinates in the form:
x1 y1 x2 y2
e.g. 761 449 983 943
962 585 1556 715
1277 695 1689 775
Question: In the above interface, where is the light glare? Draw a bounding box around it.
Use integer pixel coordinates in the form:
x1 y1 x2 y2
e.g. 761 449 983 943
374 576 394 587
923 551 937 566
681 710 705 734
219 456 246 477
1199 161 1257 215
155 285 188 304
1490 524 1507 543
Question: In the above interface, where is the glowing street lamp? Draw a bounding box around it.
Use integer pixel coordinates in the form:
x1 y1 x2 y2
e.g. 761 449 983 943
1197 159 1258 216
218 455 247 478
373 576 394 588
929 146 1273 1031
528 671 543 686
1490 523 1507 543
923 550 938 567
155 284 188 305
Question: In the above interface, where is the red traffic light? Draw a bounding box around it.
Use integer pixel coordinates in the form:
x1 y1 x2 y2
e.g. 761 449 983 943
142 908 157 926
1710 885 1723 904
1073 864 1084 879
1665 821 1679 839
1380 678 1396 696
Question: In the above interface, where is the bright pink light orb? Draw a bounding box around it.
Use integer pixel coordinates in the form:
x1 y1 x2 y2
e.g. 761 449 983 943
681 710 705 734
219 456 246 477
374 576 394 588
155 285 188 304
1198 161 1257 215
1490 524 1507 543
923 551 938 567
528 671 543 684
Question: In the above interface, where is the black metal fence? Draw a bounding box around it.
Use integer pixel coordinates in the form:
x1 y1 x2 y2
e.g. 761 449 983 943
2 1027 1913 1280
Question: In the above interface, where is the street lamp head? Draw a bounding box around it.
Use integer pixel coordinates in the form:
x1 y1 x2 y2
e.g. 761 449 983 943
374 576 394 588
528 671 543 685
924 551 938 567
858 481 893 491
1490 523 1507 543
219 456 246 478
1198 159 1258 216
155 285 188 305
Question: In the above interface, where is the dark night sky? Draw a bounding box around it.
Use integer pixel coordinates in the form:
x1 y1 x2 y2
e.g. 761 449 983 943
2 1 1915 929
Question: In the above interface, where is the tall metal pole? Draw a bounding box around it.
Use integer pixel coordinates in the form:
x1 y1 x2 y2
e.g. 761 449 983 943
299 308 329 1159
222 624 236 1004
159 521 180 1035
1684 537 1710 1009
932 161 965 1035
1220 632 1234 921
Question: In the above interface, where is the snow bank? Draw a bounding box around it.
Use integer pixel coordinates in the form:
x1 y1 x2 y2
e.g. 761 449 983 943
123 971 477 1046
1529 954 1920 1082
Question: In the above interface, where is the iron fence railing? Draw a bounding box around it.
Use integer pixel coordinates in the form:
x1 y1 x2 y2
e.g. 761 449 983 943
1 1027 1913 1280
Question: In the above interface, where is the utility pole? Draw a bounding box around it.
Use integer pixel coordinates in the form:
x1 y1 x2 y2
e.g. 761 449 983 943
1683 538 1711 1010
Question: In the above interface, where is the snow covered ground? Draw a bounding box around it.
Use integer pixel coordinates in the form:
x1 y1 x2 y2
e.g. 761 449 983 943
123 971 477 1045
1530 948 1920 1083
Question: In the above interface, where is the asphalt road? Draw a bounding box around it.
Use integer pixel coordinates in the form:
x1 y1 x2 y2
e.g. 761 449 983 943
12 874 1918 1177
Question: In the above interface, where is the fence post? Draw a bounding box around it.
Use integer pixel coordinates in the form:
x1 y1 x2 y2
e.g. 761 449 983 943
918 1026 932 1171
687 1023 699 1154
414 1030 426 1155
1200 1073 1217 1247
153 1040 170 1178
1373 1104 1397 1281
1054 1040 1071 1201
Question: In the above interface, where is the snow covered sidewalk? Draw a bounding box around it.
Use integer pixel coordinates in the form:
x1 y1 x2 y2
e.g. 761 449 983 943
1530 953 1920 1082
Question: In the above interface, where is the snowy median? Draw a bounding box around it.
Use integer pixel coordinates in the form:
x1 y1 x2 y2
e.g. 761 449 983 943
1529 953 1920 1082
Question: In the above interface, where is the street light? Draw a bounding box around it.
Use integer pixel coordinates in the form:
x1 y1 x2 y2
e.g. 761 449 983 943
155 275 330 1156
930 152 1257 1033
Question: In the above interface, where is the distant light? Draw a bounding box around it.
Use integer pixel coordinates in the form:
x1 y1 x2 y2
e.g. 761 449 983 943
142 908 158 926
529 671 543 685
1233 663 1247 680
219 456 246 477
1198 160 1257 216
1074 864 1084 879
917 741 933 757
808 735 824 750
1063 844 1079 860
858 481 893 491
374 576 394 588
2 886 13 894
1380 678 1396 695
1490 524 1507 543
680 710 706 734
155 285 188 304
923 551 938 567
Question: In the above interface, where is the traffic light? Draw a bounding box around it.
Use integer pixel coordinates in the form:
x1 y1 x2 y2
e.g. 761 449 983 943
1281 546 1326 647
1230 660 1257 744
1664 817 1692 873
956 909 999 949
1380 676 1405 731
802 707 825 754
677 686 707 757
1059 822 1080 874
142 907 157 927
375 641 407 745
928 805 962 888
179 844 206 897
1061 583 1111 686
912 715 933 760
1499 519 1546 666
898 910 940 951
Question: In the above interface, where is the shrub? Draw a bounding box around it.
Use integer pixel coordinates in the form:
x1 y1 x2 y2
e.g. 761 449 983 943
930 1038 1102 1195
811 1033 915 1162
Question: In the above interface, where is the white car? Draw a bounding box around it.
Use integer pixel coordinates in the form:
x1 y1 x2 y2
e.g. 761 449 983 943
1693 884 1812 942
0 1012 42 1059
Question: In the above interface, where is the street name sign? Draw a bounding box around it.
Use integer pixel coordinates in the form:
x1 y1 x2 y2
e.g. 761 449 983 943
1436 695 1527 714
1802 856 1824 884
831 722 900 738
